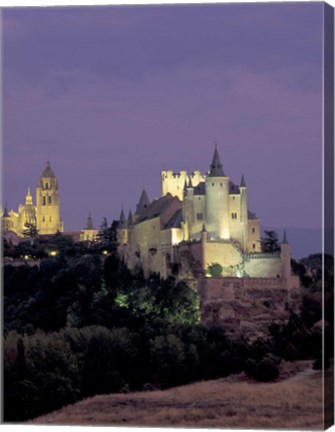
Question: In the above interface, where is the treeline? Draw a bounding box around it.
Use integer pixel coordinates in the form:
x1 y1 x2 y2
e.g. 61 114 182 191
2 235 334 422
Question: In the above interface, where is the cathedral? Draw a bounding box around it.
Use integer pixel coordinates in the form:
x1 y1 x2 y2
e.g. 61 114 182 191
117 147 299 290
2 161 64 237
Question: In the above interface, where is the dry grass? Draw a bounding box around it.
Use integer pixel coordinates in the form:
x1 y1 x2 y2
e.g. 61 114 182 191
31 361 324 429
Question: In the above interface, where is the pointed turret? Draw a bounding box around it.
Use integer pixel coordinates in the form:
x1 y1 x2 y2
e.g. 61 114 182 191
135 189 150 215
282 229 288 244
208 146 225 177
240 175 246 188
3 203 10 218
127 210 133 226
119 208 127 227
201 223 207 233
85 213 94 230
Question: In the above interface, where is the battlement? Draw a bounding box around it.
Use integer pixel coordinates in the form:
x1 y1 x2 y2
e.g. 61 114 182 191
161 170 205 200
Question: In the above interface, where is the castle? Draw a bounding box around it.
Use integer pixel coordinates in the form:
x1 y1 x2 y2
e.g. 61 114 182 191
2 161 64 238
117 147 299 290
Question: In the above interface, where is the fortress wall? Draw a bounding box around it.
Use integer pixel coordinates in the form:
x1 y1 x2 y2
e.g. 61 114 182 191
244 255 282 278
203 242 243 274
199 276 294 340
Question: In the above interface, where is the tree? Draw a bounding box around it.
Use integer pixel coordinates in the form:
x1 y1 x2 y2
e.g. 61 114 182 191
260 230 280 253
22 223 39 239
97 217 116 246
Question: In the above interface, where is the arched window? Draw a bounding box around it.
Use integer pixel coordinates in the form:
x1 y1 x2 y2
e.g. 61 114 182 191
48 196 52 205
43 196 46 205
45 182 49 189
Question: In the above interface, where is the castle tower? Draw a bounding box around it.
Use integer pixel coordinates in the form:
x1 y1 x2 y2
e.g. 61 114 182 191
205 147 230 239
281 229 291 284
117 208 128 245
201 223 208 273
239 175 249 252
36 161 64 235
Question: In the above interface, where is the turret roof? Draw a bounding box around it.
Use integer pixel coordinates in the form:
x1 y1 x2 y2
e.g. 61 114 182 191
119 208 127 228
282 229 288 244
127 210 133 225
229 181 240 194
3 204 10 218
240 175 246 188
41 160 56 179
135 189 150 215
208 146 225 177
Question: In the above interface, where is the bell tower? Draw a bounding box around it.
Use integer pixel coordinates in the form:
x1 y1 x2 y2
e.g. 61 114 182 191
36 161 64 235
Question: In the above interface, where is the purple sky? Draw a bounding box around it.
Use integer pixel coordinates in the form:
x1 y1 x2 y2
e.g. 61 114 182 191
3 3 323 234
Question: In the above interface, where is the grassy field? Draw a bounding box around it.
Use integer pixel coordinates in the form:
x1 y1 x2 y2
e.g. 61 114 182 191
31 361 324 429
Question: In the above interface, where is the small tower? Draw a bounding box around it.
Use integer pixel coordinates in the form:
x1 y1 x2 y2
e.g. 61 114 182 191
281 229 291 285
1 204 12 233
80 213 98 242
205 146 230 239
117 208 128 245
36 161 64 235
135 189 150 216
239 174 248 252
201 223 208 273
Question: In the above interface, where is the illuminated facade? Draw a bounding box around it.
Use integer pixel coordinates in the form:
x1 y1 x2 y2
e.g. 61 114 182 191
80 213 98 242
117 148 298 289
2 161 64 237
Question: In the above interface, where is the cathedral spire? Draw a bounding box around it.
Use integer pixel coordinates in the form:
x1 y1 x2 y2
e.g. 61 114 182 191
85 213 94 230
135 189 150 215
208 146 225 177
25 187 33 205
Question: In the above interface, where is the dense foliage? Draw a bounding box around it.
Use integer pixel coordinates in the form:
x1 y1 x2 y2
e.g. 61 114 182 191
2 234 333 422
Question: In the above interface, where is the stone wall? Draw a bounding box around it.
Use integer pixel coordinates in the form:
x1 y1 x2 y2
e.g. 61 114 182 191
199 276 301 341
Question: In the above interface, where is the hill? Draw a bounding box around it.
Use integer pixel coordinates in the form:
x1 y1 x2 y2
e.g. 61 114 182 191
31 361 323 429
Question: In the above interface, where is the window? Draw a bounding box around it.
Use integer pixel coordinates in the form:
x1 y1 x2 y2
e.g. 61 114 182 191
212 183 214 187
231 212 238 219
220 182 223 187
252 228 255 234
48 196 52 204
43 196 46 205
49 216 52 222
42 216 45 222
252 243 256 249
196 213 203 221
45 182 49 189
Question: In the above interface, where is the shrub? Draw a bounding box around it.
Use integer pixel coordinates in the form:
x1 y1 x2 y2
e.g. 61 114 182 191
253 358 279 382
207 263 223 277
244 358 257 376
